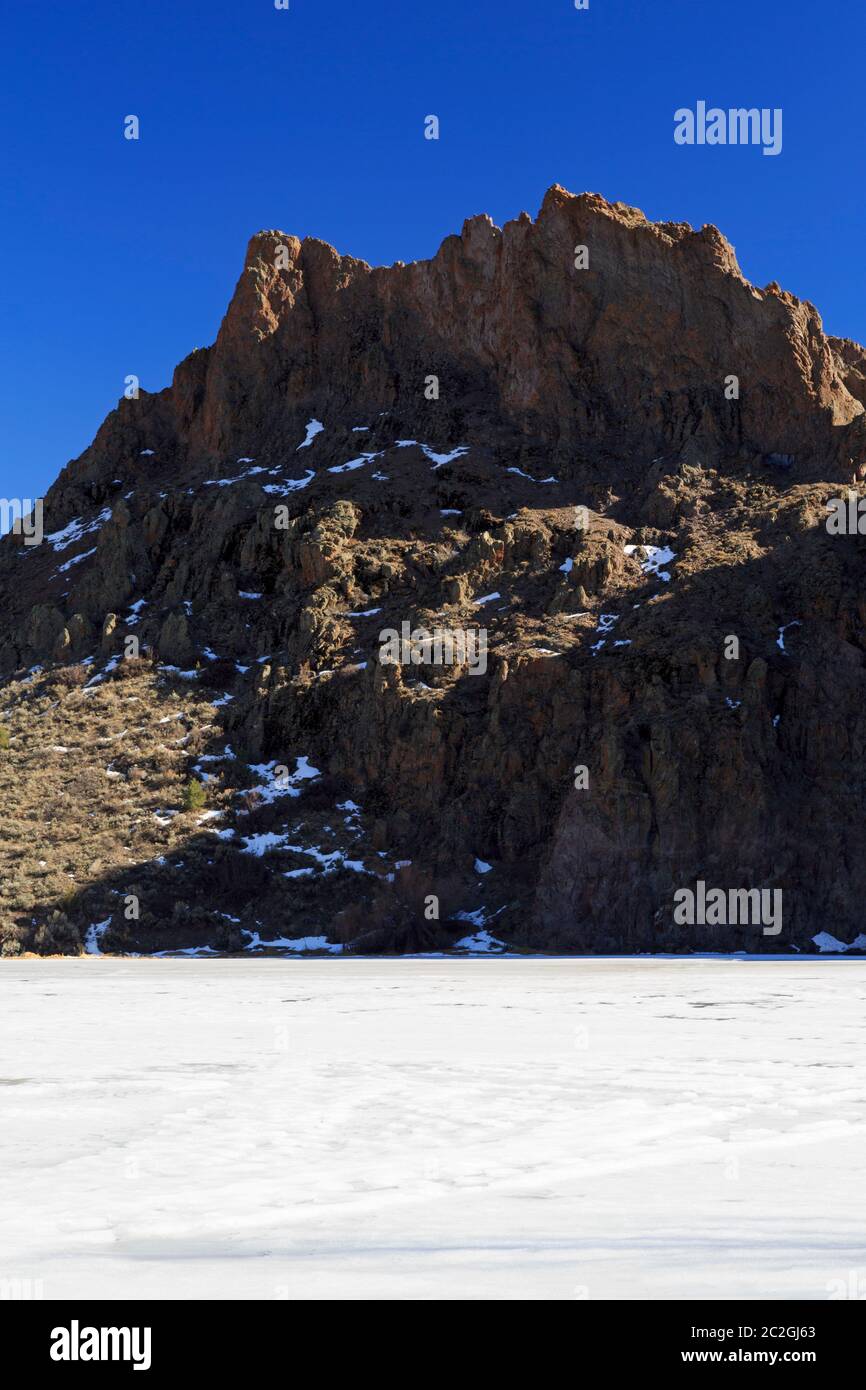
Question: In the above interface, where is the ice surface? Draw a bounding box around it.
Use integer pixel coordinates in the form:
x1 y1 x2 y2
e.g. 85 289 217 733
328 452 381 475
811 931 866 953
1 958 863 1301
82 918 111 955
241 755 321 810
454 928 504 952
624 543 676 582
777 621 802 653
44 509 111 553
203 465 266 487
262 470 314 495
296 419 324 450
392 440 469 468
242 932 340 953
58 546 96 573
813 932 846 953
507 467 557 483
240 830 292 856
423 445 469 468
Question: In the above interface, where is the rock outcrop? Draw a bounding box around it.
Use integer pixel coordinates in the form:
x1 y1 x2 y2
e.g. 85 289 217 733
2 185 865 955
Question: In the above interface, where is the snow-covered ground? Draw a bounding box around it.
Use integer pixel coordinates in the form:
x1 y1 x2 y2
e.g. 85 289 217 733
1 958 864 1301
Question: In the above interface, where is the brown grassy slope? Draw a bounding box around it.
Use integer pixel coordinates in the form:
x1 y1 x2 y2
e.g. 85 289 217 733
0 658 484 955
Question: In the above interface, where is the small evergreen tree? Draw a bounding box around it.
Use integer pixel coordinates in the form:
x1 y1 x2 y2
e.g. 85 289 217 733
183 777 206 812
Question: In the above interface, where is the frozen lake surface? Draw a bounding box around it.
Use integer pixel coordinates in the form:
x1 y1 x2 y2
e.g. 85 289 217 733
1 957 865 1301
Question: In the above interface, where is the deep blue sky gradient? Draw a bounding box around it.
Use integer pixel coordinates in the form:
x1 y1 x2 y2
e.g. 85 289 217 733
1 0 864 505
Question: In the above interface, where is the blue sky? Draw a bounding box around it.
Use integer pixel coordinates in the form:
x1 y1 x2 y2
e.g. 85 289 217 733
1 0 864 506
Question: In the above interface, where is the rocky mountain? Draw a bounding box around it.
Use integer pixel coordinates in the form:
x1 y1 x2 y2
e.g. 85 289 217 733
3 184 866 956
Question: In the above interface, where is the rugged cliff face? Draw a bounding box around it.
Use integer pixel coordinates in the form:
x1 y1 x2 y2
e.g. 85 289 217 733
2 185 866 955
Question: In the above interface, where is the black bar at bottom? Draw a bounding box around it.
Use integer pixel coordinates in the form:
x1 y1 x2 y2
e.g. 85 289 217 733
0 1298 859 1373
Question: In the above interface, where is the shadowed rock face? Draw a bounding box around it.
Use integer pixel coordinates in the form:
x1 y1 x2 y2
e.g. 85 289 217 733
3 184 866 955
